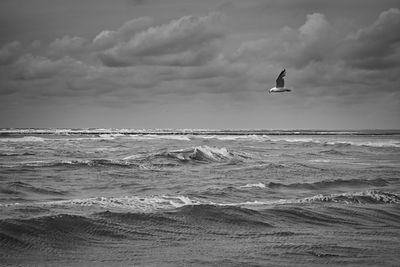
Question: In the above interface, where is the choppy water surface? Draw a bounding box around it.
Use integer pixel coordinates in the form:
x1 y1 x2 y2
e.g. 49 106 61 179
1 129 400 266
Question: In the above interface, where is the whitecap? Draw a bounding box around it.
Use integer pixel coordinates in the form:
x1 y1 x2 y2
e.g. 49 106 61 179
239 182 266 189
11 195 202 212
0 136 45 142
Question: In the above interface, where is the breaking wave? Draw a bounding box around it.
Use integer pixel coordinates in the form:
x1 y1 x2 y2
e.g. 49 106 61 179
298 190 400 204
0 159 140 169
240 182 267 189
5 195 201 213
159 146 251 162
124 145 252 164
4 189 397 213
2 192 399 252
1 146 250 169
0 136 45 142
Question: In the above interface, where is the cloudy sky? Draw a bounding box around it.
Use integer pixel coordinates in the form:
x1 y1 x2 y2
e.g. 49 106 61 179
1 0 399 129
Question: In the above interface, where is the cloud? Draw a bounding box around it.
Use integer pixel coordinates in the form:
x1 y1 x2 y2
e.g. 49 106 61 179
233 12 337 68
299 13 329 38
0 41 22 65
92 16 154 50
2 9 400 106
229 8 400 99
14 54 87 80
49 36 89 57
99 13 225 67
342 8 400 69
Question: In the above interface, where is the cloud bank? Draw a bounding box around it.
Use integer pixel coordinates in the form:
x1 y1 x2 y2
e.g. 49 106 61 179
0 8 399 112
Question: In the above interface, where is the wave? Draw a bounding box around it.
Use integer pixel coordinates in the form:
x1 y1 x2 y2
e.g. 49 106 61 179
0 214 133 252
240 182 267 189
3 128 399 135
195 135 400 148
266 136 400 148
17 195 201 212
127 134 191 141
318 149 346 155
1 159 140 168
0 152 35 157
0 206 271 253
2 146 249 169
1 132 399 148
0 181 68 196
124 145 252 165
161 146 251 162
0 136 45 142
298 190 400 204
3 187 398 214
2 199 399 257
268 178 389 190
214 190 400 206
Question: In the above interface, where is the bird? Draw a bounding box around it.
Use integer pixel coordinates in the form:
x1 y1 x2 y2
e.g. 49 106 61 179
269 69 292 93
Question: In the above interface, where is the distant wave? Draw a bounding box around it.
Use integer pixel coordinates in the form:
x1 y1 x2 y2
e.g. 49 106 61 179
1 132 399 148
0 159 141 169
0 136 45 142
2 128 399 136
265 136 400 148
0 152 35 157
127 134 191 141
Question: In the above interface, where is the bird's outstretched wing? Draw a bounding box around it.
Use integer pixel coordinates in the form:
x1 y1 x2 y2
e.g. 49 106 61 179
275 69 286 88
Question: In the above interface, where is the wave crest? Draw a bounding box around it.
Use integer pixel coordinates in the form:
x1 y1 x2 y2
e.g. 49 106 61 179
163 146 249 162
0 136 45 142
268 178 389 190
299 190 400 204
33 195 201 212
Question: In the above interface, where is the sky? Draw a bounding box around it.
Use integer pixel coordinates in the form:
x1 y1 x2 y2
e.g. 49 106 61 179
0 0 399 129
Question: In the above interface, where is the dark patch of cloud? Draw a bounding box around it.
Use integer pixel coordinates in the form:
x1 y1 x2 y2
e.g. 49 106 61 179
0 41 22 65
341 8 400 70
13 54 87 80
126 0 148 5
48 36 89 57
232 12 340 68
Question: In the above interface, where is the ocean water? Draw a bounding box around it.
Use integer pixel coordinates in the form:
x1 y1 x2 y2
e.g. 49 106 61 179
0 129 399 266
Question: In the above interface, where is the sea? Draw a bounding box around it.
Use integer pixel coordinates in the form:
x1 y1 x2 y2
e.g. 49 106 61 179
0 128 399 266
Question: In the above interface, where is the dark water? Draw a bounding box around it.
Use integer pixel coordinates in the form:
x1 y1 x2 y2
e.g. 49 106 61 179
1 129 400 266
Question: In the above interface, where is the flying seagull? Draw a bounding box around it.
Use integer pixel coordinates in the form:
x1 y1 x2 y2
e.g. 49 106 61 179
269 69 292 93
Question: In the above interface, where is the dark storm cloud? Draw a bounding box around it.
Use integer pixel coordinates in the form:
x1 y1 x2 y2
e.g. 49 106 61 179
0 7 399 106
